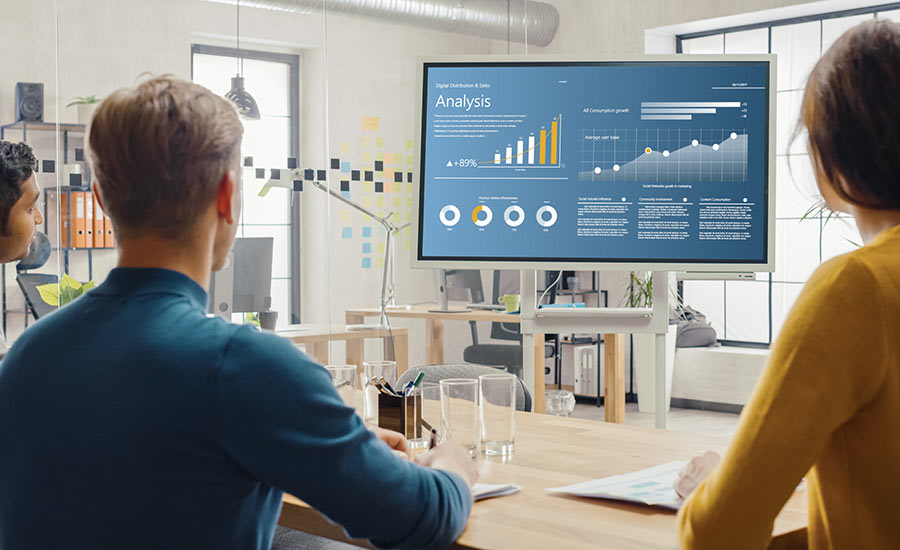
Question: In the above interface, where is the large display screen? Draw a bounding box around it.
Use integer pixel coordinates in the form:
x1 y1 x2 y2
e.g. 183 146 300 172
416 59 772 268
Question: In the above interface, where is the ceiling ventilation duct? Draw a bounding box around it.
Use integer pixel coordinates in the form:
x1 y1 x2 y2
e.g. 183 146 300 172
208 0 560 47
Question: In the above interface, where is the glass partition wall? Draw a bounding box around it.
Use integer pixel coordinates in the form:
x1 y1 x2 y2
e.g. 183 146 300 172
1 0 536 378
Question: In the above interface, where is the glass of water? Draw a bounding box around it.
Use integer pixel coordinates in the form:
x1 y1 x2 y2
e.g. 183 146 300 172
545 389 576 417
479 373 516 455
440 378 478 457
362 360 397 426
325 365 357 408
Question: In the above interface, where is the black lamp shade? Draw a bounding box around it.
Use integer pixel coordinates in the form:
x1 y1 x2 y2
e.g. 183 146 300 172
225 75 260 121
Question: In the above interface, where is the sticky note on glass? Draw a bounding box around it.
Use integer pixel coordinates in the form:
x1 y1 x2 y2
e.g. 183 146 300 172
363 227 372 238
376 152 385 161
375 258 384 268
340 142 350 154
376 137 385 148
385 182 393 193
362 152 372 164
341 162 351 173
362 257 372 269
363 182 374 193
384 153 394 164
340 210 351 222
362 137 372 149
406 139 414 150
362 242 372 254
342 227 352 239
406 197 412 207
406 155 414 166
362 196 372 206
362 117 379 131
376 197 385 207
405 239 410 250
393 197 402 207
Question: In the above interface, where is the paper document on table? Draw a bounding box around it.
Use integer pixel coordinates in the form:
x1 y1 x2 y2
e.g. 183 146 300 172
473 482 523 501
546 461 686 510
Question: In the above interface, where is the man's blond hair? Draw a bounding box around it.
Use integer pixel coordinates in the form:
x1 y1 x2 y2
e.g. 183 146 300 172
88 76 243 240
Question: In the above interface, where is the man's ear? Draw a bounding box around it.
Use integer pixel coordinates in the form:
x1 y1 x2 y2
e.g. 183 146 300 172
216 170 237 225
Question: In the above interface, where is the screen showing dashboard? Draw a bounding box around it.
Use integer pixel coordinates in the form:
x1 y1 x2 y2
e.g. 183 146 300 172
416 59 772 268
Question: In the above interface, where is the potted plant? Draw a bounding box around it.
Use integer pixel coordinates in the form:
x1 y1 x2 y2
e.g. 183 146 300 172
625 272 679 413
36 273 95 307
67 95 101 125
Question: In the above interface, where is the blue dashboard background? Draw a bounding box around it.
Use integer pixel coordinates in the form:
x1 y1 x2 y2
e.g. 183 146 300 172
418 62 770 264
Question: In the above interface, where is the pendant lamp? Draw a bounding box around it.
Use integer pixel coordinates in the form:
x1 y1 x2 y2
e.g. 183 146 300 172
225 0 260 120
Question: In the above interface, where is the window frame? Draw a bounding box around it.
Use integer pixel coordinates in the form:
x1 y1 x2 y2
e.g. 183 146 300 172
190 44 303 324
675 2 900 347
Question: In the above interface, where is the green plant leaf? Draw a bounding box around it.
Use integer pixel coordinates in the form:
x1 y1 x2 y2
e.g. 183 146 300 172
36 284 60 306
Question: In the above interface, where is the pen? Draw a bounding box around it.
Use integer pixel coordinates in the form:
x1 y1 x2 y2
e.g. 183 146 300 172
411 370 426 389
381 378 399 395
428 428 437 450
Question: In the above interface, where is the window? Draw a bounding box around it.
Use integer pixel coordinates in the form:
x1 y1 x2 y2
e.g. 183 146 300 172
677 5 895 345
191 45 300 327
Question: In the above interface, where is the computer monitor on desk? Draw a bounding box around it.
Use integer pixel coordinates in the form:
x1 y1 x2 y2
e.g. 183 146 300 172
209 237 274 320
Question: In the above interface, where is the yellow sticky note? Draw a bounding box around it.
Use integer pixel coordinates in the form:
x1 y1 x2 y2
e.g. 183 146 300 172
363 182 373 193
376 197 385 207
375 257 384 268
376 152 384 161
405 226 411 235
362 117 379 131
376 243 385 255
375 171 383 180
406 197 412 207
406 139 414 150
340 210 350 222
396 153 403 163
376 137 385 148
384 153 394 164
362 152 372 164
393 197 402 207
405 240 410 250
405 212 412 222
361 137 371 148
340 142 350 154
406 155 414 166
407 183 414 193
362 214 372 223
362 196 372 206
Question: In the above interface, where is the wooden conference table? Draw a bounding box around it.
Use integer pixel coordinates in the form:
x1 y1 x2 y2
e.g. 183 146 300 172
276 324 409 376
279 412 808 549
345 304 627 420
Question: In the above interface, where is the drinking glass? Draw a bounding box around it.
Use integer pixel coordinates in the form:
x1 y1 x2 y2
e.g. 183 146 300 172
545 389 576 417
362 360 397 426
479 373 516 455
325 365 357 408
440 378 478 457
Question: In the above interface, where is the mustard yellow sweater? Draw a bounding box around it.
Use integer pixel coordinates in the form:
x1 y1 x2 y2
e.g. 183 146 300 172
678 223 900 549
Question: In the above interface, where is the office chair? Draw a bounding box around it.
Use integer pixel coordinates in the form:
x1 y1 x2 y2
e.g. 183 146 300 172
462 271 559 380
397 364 532 412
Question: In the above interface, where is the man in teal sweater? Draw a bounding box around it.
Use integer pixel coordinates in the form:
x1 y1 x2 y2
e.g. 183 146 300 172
0 76 476 550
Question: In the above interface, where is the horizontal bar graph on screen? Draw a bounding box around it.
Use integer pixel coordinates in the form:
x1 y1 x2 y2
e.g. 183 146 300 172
640 101 746 121
579 128 748 184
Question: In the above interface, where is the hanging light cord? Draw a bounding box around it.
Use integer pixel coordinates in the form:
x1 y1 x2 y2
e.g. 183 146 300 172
236 0 242 75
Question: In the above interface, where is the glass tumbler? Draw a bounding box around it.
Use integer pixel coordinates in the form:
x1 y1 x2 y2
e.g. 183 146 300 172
479 373 517 455
362 360 397 426
440 378 478 457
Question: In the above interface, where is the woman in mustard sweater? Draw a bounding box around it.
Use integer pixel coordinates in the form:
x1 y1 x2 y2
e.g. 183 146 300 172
675 20 900 549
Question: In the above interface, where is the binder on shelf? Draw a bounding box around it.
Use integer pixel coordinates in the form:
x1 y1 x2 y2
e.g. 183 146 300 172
92 193 105 248
84 191 94 247
59 192 70 249
73 191 86 248
104 207 115 248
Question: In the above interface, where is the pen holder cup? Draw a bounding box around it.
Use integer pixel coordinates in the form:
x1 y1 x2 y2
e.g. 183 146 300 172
378 392 423 440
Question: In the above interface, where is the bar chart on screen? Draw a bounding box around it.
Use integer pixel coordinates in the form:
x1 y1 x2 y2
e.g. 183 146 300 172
578 128 748 184
480 113 563 168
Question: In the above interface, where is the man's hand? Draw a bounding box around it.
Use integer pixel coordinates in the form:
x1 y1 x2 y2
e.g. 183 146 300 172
674 450 721 499
415 442 479 489
371 426 412 460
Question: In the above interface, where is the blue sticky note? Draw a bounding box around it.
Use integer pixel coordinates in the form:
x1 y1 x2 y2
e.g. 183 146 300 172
362 257 372 269
342 227 352 239
341 190 351 200
362 242 372 254
362 227 372 238
341 161 351 173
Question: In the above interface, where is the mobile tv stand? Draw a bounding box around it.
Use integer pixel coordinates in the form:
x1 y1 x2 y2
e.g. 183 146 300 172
519 270 672 429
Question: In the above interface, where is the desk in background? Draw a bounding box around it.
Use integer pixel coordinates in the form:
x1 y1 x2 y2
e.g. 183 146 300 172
345 305 626 420
276 324 408 376
279 412 807 550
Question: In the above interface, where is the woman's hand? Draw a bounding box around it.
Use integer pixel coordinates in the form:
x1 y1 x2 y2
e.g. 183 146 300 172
371 426 412 460
674 451 721 499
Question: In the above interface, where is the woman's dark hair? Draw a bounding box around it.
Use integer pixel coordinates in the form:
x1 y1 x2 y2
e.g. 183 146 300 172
0 141 36 235
796 20 900 209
